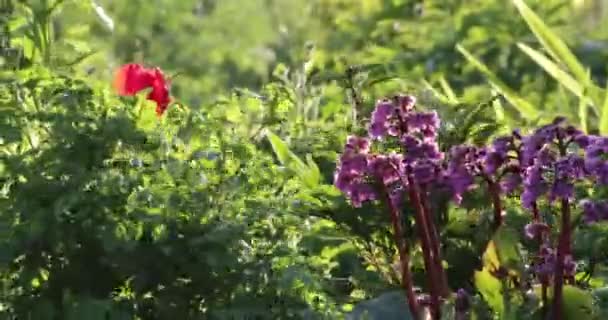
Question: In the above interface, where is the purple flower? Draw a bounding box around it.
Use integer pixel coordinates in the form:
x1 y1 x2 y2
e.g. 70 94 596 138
335 136 376 207
445 145 481 204
395 94 416 114
500 168 522 194
580 199 608 224
482 136 514 175
402 135 443 163
410 161 439 185
349 182 378 207
369 100 396 138
564 254 577 277
573 134 594 148
521 164 547 209
535 245 556 277
344 135 371 154
368 153 404 186
524 222 550 239
455 289 470 313
404 111 440 136
585 137 608 184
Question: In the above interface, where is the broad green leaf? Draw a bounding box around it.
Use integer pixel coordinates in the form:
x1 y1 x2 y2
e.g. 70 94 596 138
535 285 595 319
456 44 539 120
492 226 522 271
474 267 504 316
481 240 500 271
512 0 587 85
562 285 595 319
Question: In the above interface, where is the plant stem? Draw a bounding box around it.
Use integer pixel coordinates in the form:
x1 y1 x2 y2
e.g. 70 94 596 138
550 198 571 320
380 185 421 320
487 180 503 233
532 202 549 319
406 175 441 319
420 185 449 298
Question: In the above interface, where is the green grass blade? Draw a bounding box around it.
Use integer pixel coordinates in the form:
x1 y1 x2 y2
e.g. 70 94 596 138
599 81 608 135
517 42 582 98
439 76 458 103
456 44 540 120
512 0 587 83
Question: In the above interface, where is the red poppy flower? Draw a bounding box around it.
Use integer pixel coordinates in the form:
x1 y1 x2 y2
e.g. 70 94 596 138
113 63 172 116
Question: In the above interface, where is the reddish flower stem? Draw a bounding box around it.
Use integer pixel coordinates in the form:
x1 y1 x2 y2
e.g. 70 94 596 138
532 202 549 319
406 175 441 319
550 198 571 320
420 185 449 298
379 185 421 320
487 180 503 233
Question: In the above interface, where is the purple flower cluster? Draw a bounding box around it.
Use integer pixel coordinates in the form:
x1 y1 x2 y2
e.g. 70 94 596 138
524 222 550 240
335 95 445 207
445 134 520 204
580 199 608 223
519 118 588 209
334 136 377 207
534 245 576 278
335 93 608 319
584 136 608 184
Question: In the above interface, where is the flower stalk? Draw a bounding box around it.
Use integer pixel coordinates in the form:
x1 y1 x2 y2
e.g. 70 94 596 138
406 177 442 319
379 184 421 320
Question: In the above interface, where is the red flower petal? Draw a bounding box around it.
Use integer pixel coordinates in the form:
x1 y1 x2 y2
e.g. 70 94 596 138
146 68 171 116
113 64 173 117
113 63 155 96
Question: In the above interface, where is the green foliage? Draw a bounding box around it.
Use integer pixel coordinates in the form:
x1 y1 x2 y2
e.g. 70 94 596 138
2 0 608 319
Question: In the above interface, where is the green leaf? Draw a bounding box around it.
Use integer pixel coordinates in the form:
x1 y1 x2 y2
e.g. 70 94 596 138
492 226 522 271
535 285 595 319
438 76 458 103
456 44 540 120
474 267 504 316
578 69 591 133
264 129 320 188
562 286 595 319
512 0 587 85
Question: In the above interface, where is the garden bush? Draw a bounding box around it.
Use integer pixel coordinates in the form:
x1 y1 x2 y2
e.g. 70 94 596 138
2 0 608 319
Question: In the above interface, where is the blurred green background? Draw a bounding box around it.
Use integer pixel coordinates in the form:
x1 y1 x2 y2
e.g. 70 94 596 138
3 0 608 319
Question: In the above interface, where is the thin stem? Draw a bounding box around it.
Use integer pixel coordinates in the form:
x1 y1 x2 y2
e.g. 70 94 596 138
487 180 503 233
532 202 549 319
420 184 449 298
406 175 441 319
379 184 421 320
550 198 571 320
